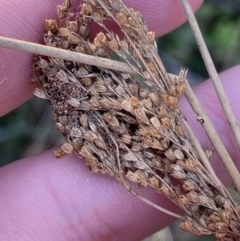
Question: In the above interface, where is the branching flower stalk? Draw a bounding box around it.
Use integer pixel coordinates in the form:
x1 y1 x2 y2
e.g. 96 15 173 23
1 0 240 240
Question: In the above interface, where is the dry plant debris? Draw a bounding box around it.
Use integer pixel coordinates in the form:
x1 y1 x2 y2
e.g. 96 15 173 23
32 0 240 240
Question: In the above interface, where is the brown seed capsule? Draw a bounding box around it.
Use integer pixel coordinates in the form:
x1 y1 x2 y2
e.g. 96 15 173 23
149 92 160 106
55 122 65 134
103 113 120 128
54 149 66 158
215 194 226 206
161 117 172 129
116 11 128 26
84 130 98 141
121 133 132 144
147 31 155 44
152 157 162 168
57 5 68 19
67 21 78 32
148 176 160 189
68 34 80 44
79 114 88 129
121 100 134 113
62 143 74 154
174 149 184 160
70 127 82 138
33 88 47 99
126 170 138 183
150 116 161 129
67 98 81 108
109 38 119 50
182 180 197 191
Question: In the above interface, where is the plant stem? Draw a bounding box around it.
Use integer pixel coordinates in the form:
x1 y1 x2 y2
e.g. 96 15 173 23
0 35 136 74
180 0 240 152
184 82 240 193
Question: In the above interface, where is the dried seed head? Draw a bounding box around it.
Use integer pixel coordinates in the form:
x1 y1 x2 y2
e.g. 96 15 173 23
68 34 80 44
149 92 160 106
103 113 120 128
142 98 152 110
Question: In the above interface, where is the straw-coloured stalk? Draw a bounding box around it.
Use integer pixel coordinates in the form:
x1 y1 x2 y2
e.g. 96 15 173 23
1 0 240 240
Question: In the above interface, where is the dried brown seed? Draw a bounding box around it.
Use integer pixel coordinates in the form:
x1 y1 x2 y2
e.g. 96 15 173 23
57 5 68 19
72 138 82 151
134 107 149 124
209 212 222 222
152 157 162 168
216 222 228 233
54 149 66 158
150 116 161 129
174 149 184 160
130 96 140 107
103 113 120 128
55 122 65 134
84 130 99 141
33 88 47 99
121 100 134 113
68 34 80 44
142 98 152 110
56 69 69 83
149 92 160 106
221 210 232 225
67 21 78 32
116 11 128 26
147 61 157 73
135 170 148 187
67 98 81 108
215 194 226 206
126 170 138 183
109 38 119 50
58 27 70 37
121 133 132 144
147 31 155 44
70 127 82 138
79 114 88 129
182 180 197 191
62 142 74 153
161 117 172 129
148 176 160 189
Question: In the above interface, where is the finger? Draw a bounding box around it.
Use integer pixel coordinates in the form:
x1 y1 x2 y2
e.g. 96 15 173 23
0 65 239 241
0 0 203 116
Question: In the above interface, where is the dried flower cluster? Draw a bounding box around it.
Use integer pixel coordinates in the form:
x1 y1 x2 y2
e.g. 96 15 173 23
32 0 240 240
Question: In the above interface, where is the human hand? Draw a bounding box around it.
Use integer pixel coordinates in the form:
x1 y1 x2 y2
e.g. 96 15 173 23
1 0 240 240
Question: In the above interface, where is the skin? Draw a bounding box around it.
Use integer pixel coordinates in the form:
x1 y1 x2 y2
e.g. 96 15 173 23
1 0 240 240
